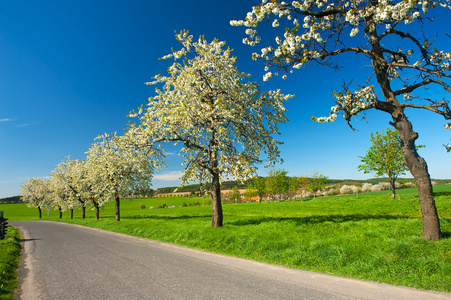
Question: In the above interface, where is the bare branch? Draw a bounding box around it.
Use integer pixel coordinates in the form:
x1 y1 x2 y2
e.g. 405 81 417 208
394 78 451 96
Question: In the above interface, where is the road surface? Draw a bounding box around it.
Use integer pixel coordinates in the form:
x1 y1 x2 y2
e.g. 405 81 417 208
10 221 451 300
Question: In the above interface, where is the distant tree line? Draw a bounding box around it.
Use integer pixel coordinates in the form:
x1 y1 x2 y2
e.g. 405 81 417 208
0 196 22 204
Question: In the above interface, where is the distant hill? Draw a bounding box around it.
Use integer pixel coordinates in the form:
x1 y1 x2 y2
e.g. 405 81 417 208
0 195 22 204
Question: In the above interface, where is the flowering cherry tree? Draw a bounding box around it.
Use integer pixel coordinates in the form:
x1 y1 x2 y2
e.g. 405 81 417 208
127 31 291 227
53 157 90 219
85 133 160 221
20 177 50 219
232 0 451 240
48 171 73 218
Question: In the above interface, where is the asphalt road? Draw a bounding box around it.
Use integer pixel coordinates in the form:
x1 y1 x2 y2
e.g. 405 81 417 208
10 221 451 300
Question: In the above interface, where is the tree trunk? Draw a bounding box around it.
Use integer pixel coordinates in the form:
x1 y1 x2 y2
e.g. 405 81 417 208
82 206 86 220
58 206 63 219
393 115 441 241
38 206 42 219
115 196 120 221
70 209 74 219
210 171 223 227
368 26 441 240
389 178 396 199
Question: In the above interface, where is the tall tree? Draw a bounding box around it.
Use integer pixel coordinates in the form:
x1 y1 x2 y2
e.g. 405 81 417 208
127 31 291 227
20 177 50 219
358 128 409 199
232 0 451 240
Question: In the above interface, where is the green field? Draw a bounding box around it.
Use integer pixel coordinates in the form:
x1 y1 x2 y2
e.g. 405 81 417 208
1 186 450 293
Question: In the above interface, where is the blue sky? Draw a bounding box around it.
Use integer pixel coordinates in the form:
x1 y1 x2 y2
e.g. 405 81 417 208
1 0 450 198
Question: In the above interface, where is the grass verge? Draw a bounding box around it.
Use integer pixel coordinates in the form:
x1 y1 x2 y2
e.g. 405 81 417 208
0 227 21 300
2 187 451 292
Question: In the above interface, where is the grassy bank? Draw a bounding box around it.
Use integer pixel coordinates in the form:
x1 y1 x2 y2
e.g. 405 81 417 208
2 187 450 292
0 227 21 300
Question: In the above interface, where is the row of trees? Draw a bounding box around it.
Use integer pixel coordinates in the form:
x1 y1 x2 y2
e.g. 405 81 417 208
21 32 292 227
239 170 328 202
21 133 162 221
20 0 450 241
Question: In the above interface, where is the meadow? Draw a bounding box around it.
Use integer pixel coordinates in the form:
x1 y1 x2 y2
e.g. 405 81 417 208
1 186 450 294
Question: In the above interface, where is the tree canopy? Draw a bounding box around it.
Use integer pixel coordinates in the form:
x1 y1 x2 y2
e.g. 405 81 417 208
358 128 409 198
127 31 292 226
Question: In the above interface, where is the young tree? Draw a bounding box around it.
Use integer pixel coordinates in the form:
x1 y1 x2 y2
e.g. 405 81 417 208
127 31 291 227
228 186 242 204
244 183 257 201
265 168 290 201
308 172 328 196
253 177 266 203
232 1 451 240
358 128 409 199
85 133 160 221
20 177 50 218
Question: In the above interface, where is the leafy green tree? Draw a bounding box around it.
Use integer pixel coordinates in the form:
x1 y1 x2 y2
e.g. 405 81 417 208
253 177 266 203
265 169 290 201
244 184 257 200
309 172 328 196
228 186 242 204
358 128 410 199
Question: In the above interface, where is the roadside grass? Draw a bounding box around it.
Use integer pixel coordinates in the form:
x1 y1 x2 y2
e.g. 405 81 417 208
0 227 21 300
2 186 451 292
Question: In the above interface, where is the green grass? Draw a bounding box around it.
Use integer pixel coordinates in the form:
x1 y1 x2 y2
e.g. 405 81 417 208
0 227 21 300
2 187 451 292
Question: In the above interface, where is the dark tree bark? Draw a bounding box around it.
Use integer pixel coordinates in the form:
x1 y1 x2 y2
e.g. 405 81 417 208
368 23 442 241
210 171 223 227
70 209 74 219
58 206 63 219
82 206 86 220
92 201 100 220
392 114 441 240
115 196 120 221
38 206 42 219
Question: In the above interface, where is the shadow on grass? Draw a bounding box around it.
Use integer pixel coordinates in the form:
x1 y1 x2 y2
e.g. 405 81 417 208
121 214 211 221
227 214 413 227
434 191 451 197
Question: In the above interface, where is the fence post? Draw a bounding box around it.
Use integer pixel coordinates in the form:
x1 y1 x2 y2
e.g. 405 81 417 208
0 211 8 240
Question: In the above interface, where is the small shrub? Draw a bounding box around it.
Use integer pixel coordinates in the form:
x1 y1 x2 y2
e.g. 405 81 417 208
140 204 146 210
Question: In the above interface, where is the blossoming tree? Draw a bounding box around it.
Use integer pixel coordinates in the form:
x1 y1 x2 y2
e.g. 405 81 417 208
232 0 451 240
53 157 90 219
20 177 51 219
85 133 160 221
127 31 291 227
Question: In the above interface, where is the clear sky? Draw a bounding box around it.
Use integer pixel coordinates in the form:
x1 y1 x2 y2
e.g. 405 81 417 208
1 0 450 198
